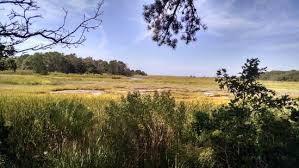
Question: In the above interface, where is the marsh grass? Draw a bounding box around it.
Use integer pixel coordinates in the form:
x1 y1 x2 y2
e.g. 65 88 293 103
0 71 298 167
1 72 298 103
0 94 112 167
0 91 220 167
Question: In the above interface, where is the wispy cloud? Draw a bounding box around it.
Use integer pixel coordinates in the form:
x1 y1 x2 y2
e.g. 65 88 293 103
95 27 113 59
194 0 299 52
127 17 152 44
196 0 299 37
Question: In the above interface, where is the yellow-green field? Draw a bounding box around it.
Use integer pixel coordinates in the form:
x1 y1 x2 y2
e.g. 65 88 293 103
1 71 299 104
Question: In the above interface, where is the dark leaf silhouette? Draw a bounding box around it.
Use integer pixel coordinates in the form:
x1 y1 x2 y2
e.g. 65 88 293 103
143 0 207 48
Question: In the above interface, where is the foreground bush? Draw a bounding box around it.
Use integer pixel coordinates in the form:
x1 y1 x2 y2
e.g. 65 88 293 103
0 99 101 167
0 93 205 167
192 58 299 168
102 91 200 167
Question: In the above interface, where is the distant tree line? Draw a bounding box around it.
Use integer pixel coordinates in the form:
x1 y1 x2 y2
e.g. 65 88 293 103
0 57 17 72
260 70 299 82
1 52 147 76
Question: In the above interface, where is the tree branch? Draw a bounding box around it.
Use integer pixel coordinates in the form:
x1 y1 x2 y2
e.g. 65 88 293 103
0 0 103 55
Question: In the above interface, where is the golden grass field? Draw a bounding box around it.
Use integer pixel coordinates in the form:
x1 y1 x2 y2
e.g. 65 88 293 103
1 71 299 105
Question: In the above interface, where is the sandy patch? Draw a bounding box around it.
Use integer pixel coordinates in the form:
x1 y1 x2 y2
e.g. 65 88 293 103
129 77 143 81
134 87 172 93
203 91 229 98
50 90 104 95
203 92 215 97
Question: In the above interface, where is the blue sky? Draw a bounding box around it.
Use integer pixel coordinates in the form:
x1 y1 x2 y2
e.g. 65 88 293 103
18 0 299 76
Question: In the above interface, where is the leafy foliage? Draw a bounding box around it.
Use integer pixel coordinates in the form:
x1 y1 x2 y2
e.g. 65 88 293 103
0 99 100 167
14 52 147 76
0 45 15 59
0 57 17 72
102 92 191 167
6 58 17 72
193 58 299 167
0 92 205 167
215 58 296 110
0 112 11 167
143 0 207 48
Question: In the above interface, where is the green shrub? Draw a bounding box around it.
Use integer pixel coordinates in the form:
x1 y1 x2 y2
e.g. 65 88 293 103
192 58 299 168
0 93 208 167
0 99 97 167
102 91 197 167
0 112 12 167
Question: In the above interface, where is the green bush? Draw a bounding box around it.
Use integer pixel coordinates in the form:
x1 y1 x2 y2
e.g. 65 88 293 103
102 91 199 167
0 112 12 167
0 99 98 167
192 58 299 168
0 93 209 167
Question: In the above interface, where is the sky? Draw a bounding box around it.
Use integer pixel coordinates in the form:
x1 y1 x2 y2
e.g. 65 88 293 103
11 0 299 76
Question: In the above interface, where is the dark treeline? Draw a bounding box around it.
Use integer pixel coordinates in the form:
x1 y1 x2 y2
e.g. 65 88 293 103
0 57 17 72
7 52 147 76
260 70 299 81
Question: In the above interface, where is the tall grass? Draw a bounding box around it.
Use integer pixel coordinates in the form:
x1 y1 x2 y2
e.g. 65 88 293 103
1 72 298 102
0 92 216 167
0 95 101 167
0 72 298 167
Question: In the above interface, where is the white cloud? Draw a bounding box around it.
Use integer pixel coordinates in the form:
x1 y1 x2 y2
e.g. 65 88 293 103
37 0 103 25
263 41 299 51
95 27 113 59
127 17 152 44
196 0 299 36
